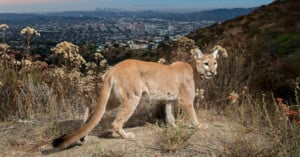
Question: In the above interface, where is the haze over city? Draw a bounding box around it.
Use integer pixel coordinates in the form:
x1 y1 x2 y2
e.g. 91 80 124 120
0 0 273 13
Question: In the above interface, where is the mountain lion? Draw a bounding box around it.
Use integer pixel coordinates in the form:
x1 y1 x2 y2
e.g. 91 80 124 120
52 47 219 149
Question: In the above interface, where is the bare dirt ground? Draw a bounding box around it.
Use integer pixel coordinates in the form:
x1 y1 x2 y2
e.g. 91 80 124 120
0 110 273 157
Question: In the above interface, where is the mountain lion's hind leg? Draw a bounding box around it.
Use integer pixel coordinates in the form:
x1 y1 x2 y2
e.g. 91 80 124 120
79 107 90 143
112 92 140 139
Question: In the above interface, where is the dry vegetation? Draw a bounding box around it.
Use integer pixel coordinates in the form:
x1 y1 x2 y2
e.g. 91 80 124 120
0 1 300 156
0 34 299 156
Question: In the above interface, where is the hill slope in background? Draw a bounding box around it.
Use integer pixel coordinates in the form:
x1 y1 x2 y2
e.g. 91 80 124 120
47 8 255 22
0 8 255 24
188 0 300 98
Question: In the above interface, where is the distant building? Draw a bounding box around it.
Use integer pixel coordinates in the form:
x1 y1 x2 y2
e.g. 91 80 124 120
136 24 146 35
129 42 148 50
145 24 156 35
96 45 104 52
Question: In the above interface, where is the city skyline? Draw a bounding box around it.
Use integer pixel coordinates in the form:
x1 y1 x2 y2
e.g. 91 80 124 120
0 0 273 13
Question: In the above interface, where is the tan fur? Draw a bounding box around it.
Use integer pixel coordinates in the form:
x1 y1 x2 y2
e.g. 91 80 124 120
52 48 219 149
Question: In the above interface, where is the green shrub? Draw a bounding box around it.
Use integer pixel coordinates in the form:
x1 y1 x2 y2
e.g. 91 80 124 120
274 33 300 55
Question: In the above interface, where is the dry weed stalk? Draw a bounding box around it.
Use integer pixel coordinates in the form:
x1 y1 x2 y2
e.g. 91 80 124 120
20 27 40 56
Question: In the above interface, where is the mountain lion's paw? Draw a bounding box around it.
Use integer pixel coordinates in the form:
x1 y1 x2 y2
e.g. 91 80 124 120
197 124 209 129
125 132 136 139
112 131 120 138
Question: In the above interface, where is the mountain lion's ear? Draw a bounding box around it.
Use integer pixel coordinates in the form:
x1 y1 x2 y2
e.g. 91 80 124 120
212 49 219 59
193 48 204 59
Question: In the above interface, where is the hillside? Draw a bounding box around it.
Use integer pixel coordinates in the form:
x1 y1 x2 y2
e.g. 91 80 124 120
188 0 300 97
189 0 300 46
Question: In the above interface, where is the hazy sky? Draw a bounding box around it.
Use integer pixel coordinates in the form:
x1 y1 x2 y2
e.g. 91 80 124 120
0 0 274 13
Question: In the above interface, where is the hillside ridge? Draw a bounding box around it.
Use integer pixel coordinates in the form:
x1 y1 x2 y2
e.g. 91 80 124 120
187 0 300 93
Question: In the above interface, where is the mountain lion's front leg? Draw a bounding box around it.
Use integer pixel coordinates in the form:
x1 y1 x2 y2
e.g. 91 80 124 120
166 103 176 127
179 85 199 127
180 100 199 127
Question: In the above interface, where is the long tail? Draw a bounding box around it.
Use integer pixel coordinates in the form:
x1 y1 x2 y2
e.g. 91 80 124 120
52 76 112 149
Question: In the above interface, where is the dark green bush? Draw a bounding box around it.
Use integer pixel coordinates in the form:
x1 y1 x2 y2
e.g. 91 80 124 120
274 33 300 55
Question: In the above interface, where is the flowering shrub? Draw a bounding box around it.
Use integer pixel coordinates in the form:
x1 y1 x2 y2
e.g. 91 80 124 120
21 59 32 67
157 58 166 64
20 27 40 37
0 26 102 122
0 24 9 43
228 91 239 104
276 97 300 124
51 41 86 68
0 24 9 30
0 43 10 54
1 54 10 61
85 62 97 70
93 52 108 70
212 45 228 58
20 27 40 56
99 59 107 68
94 52 104 60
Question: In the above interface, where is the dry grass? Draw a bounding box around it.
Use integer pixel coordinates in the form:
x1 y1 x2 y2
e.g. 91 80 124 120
154 120 197 152
0 63 100 122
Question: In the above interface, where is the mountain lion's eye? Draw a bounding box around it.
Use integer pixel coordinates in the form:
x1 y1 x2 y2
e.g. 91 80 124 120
204 63 209 66
214 62 217 65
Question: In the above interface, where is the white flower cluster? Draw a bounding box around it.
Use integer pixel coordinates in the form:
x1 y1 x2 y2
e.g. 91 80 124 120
85 62 97 75
228 91 239 104
21 59 32 67
77 74 96 93
195 88 205 99
20 27 40 37
176 36 195 45
1 53 10 60
13 60 21 66
0 43 10 54
195 88 205 108
67 68 82 81
85 62 97 70
175 36 196 49
0 43 10 61
94 52 108 68
70 53 86 68
31 60 48 69
157 58 166 64
99 59 107 67
51 68 65 79
86 70 95 75
212 45 228 58
94 53 104 60
52 41 86 67
0 24 9 30
52 41 78 57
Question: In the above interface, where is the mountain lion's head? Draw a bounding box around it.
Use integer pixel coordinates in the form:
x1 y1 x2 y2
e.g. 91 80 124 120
192 48 219 79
